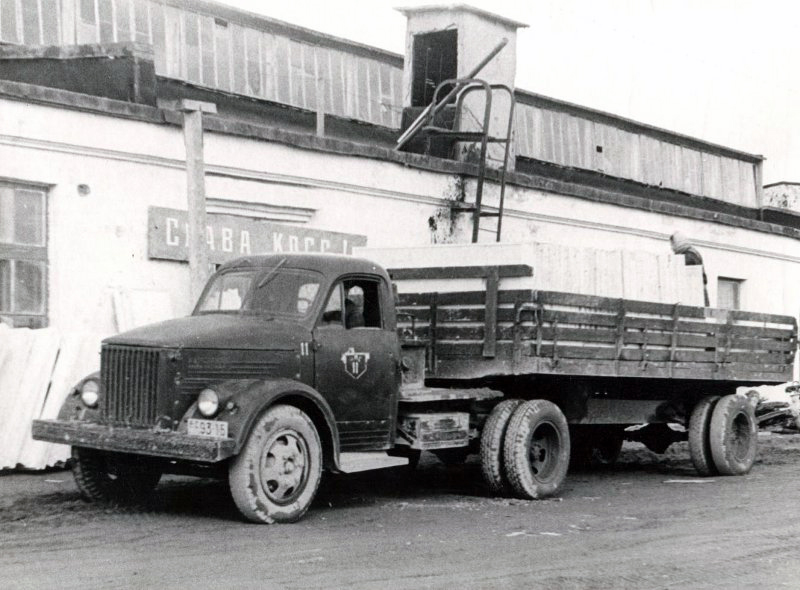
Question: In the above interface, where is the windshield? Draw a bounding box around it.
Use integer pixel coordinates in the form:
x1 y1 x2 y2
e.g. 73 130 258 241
196 267 322 319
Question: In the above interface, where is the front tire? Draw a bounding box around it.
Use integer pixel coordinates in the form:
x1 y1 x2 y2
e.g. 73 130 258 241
72 447 161 503
709 394 757 475
503 400 570 499
229 405 322 524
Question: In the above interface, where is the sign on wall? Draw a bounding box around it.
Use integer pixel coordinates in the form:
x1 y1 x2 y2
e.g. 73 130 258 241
148 206 367 264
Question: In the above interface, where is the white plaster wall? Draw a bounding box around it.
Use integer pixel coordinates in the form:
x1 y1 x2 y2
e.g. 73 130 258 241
2 96 799 343
0 99 451 331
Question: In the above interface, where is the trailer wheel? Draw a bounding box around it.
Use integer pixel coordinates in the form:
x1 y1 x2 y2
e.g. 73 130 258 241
72 447 161 503
688 396 720 476
480 399 523 495
503 400 570 499
709 394 757 476
229 404 322 524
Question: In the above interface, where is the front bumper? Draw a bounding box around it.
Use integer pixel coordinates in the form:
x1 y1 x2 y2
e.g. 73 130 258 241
32 419 236 463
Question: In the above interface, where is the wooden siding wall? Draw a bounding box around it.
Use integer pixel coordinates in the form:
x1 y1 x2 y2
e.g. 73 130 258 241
21 1 762 206
68 0 404 128
514 101 760 208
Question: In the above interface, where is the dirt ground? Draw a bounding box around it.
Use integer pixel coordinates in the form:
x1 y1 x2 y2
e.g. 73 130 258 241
2 435 800 590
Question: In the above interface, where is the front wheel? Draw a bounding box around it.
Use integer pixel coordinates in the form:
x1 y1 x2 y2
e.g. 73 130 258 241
503 400 570 499
72 447 161 503
229 405 322 524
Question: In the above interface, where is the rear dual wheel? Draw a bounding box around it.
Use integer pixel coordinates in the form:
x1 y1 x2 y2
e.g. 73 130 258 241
480 399 570 499
688 394 757 476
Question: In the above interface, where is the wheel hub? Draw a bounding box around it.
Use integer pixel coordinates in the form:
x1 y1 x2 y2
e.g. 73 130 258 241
528 422 560 480
260 430 310 505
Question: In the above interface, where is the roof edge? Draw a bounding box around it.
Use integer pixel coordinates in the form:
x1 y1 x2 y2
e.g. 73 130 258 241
395 4 528 29
166 0 403 65
515 88 764 164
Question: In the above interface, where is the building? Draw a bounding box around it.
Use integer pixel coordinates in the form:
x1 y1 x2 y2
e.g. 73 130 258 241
1 0 799 344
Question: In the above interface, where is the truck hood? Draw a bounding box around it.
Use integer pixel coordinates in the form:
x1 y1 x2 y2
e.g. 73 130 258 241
103 314 306 350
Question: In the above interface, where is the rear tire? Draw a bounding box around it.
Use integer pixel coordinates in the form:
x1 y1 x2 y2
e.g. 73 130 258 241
229 405 322 524
688 396 720 476
72 447 161 503
479 399 523 495
503 400 570 499
709 394 757 476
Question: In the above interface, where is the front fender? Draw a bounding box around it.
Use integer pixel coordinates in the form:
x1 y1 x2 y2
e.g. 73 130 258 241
57 371 102 422
188 378 340 470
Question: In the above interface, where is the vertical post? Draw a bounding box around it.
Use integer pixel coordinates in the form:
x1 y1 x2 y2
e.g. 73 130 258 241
316 75 326 137
754 158 765 209
173 99 217 303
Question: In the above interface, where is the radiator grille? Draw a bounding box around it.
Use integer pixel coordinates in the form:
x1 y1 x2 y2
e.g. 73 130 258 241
101 345 160 426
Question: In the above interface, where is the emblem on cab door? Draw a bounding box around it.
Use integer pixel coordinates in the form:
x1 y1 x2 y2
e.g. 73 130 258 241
341 347 370 380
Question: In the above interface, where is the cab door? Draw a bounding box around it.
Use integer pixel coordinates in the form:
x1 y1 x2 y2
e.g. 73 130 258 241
313 276 398 451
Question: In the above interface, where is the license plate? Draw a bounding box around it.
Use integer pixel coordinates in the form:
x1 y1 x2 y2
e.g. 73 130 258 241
188 419 228 438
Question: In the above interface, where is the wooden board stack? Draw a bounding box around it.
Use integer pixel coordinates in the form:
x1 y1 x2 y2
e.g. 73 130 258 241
357 242 705 306
0 325 104 470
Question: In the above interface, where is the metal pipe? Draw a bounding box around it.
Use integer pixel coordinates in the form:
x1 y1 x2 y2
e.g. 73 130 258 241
396 38 508 150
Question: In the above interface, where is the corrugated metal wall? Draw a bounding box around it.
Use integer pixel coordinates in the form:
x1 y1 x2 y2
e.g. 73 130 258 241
514 101 760 208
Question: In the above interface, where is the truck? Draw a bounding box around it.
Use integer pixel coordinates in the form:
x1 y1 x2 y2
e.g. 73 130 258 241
32 252 798 524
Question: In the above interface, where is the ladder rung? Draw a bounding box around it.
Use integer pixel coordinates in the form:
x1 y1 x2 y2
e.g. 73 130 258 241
479 212 501 218
420 126 486 141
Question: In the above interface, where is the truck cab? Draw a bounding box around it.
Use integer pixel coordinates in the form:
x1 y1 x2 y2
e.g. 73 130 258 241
33 254 409 523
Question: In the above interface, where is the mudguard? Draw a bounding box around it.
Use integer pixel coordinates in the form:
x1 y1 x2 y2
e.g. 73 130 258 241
188 378 341 470
57 371 103 422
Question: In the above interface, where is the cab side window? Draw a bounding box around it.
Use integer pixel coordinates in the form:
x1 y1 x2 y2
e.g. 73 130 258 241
344 279 382 329
320 278 383 329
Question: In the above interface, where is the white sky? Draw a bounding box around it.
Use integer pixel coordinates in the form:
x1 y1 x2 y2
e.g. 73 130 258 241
218 0 799 184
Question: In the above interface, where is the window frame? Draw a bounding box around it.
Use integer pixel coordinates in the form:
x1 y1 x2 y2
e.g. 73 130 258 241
717 276 744 311
0 180 48 328
317 275 386 330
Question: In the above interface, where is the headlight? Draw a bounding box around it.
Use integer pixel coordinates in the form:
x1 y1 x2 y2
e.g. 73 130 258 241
198 388 220 417
80 379 100 408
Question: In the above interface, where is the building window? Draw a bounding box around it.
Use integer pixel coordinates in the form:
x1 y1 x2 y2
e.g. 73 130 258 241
0 0 60 45
717 277 743 310
0 182 47 328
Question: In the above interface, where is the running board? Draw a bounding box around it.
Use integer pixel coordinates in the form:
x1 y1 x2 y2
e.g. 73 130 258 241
338 452 408 473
